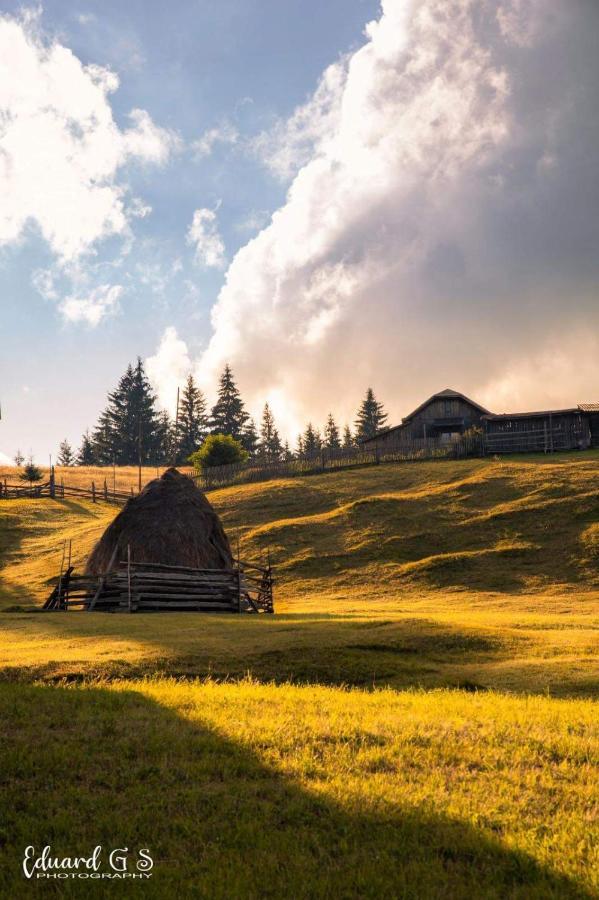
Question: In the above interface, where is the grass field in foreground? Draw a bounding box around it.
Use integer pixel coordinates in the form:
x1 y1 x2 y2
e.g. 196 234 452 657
1 680 597 898
0 454 597 896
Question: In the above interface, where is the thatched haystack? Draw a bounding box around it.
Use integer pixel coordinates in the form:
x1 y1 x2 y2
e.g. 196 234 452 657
86 468 233 574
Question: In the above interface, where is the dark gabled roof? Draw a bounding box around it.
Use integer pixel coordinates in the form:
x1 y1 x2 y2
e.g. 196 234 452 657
402 388 491 423
359 423 404 444
483 408 579 421
579 403 599 413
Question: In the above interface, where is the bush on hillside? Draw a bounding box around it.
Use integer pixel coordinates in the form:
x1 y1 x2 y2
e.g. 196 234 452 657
189 434 249 470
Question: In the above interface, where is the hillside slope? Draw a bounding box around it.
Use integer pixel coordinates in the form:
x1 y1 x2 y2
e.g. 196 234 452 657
1 453 597 694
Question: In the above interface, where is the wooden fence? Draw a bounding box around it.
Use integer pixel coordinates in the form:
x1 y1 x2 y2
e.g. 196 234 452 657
44 557 274 614
193 434 484 491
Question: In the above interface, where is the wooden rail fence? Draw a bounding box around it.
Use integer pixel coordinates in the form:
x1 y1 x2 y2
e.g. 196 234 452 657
44 557 274 614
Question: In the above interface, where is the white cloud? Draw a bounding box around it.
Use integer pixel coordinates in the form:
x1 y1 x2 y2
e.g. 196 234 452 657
146 326 192 411
166 0 599 434
187 208 226 268
58 283 122 326
251 61 347 181
191 121 238 159
0 9 178 278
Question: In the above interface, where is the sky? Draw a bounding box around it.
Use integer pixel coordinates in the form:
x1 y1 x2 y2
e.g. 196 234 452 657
1 0 598 464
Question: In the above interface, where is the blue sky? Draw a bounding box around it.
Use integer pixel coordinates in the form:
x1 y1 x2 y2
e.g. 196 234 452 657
0 0 378 461
1 0 598 464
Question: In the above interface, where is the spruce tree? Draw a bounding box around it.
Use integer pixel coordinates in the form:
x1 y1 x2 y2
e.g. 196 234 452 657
156 410 175 465
13 449 24 467
354 388 388 442
92 359 161 465
296 434 304 458
303 423 321 457
57 439 75 466
242 419 259 456
210 365 249 440
342 425 354 449
324 413 341 450
19 457 43 486
282 440 293 462
77 431 96 465
258 403 283 461
176 374 209 462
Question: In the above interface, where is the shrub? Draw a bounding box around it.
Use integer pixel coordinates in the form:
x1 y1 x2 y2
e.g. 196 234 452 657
189 434 249 470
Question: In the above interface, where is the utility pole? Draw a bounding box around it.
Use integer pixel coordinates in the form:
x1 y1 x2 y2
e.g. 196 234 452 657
138 418 143 493
173 385 180 467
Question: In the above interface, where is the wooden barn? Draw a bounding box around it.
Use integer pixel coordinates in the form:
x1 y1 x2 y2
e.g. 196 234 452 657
361 388 489 449
361 390 599 456
483 408 592 454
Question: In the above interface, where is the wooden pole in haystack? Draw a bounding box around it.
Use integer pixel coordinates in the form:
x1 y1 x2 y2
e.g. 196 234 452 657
173 386 180 467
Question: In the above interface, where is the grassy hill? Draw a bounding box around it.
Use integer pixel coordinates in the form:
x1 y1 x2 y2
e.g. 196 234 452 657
0 453 597 896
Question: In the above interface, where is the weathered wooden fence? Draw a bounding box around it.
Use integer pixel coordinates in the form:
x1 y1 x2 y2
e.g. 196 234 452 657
44 558 274 614
193 434 484 491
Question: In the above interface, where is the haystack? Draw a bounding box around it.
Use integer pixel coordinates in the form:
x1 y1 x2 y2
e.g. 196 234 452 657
86 468 233 574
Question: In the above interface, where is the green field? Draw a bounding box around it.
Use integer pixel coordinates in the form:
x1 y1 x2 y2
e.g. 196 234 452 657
0 454 598 896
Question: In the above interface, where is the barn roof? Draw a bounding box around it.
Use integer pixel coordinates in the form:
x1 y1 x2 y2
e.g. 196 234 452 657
579 403 599 413
483 407 580 421
402 388 491 423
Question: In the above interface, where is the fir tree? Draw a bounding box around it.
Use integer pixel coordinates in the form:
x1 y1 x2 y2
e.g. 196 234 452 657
296 434 304 458
92 359 161 465
156 410 175 465
176 374 209 462
342 425 354 449
354 388 388 442
258 403 283 461
242 419 259 456
282 441 293 462
210 365 249 440
13 449 24 467
303 423 321 457
57 439 75 466
19 457 43 486
77 431 96 466
323 413 341 450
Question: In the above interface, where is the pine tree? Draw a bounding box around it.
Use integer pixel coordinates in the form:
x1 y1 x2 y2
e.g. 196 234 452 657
77 431 96 466
282 441 293 462
258 403 283 461
210 365 249 440
296 434 304 458
303 423 321 457
13 449 24 467
57 439 75 466
342 425 354 449
19 457 43 486
323 413 341 450
92 359 161 465
176 374 209 462
156 410 175 465
354 388 388 442
242 419 259 457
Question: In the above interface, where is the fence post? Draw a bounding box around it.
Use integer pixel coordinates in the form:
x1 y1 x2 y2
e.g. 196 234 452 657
49 465 56 499
103 479 108 501
91 481 96 503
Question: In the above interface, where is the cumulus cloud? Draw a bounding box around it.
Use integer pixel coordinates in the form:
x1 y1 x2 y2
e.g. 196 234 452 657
58 284 123 326
0 9 178 320
146 326 193 410
147 0 599 436
187 208 226 268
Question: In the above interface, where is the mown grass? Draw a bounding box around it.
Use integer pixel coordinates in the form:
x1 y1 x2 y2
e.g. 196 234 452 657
0 453 598 896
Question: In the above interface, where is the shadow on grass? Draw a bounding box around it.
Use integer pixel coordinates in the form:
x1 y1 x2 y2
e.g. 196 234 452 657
0 683 590 899
0 613 518 693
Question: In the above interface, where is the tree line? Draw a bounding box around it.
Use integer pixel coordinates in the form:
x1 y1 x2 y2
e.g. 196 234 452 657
44 359 389 467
